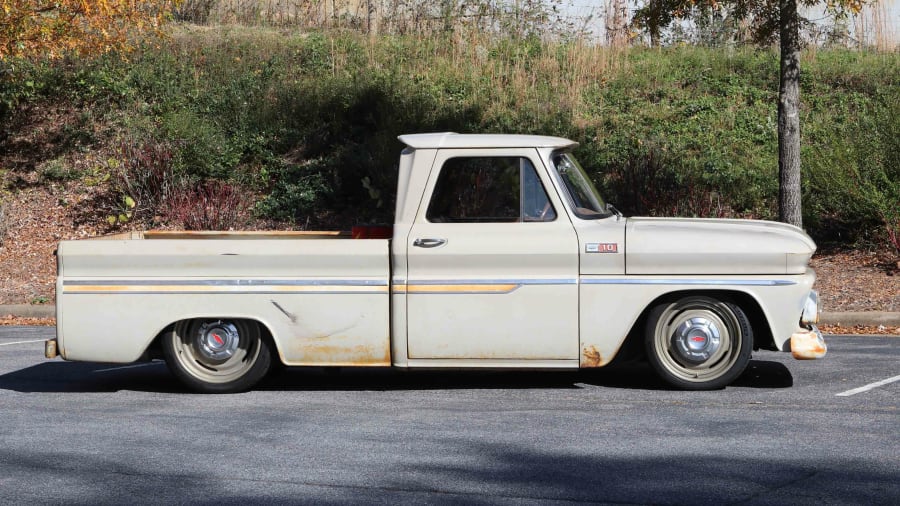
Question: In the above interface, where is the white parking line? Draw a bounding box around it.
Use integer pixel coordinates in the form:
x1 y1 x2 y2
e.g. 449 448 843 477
836 374 900 397
0 339 47 346
93 363 161 373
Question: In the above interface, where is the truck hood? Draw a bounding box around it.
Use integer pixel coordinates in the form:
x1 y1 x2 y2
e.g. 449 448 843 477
625 217 816 275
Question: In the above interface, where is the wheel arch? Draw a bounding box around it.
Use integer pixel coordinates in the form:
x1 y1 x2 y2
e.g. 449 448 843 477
617 289 776 360
146 316 284 365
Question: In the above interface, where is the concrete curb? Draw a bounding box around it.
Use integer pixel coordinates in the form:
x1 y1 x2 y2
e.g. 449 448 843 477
819 311 900 327
2 305 898 326
0 304 55 318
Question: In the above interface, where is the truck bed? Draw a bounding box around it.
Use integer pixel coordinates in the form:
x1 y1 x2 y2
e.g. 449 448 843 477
56 235 392 366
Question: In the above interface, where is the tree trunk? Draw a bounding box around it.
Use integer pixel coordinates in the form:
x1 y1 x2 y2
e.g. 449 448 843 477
648 0 662 47
778 0 802 228
606 0 628 47
367 0 379 37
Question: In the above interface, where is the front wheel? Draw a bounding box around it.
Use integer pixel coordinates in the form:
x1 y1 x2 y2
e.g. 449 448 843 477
163 319 272 393
645 296 753 390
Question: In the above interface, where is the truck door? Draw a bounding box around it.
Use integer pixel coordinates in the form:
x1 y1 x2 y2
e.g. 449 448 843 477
405 149 579 361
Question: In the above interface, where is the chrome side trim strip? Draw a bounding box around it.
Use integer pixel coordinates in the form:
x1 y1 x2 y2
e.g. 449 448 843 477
407 278 577 286
66 290 385 295
397 278 578 295
63 279 389 295
64 279 387 287
580 278 796 286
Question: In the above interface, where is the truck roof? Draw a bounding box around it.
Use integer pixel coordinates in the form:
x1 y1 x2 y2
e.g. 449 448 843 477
398 132 578 150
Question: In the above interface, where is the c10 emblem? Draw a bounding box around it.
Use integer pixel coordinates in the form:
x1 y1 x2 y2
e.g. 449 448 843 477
585 243 618 253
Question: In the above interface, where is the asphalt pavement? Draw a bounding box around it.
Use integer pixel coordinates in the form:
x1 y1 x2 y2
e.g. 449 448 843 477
0 327 897 505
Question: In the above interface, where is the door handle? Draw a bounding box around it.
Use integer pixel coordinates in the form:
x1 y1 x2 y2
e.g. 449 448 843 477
413 238 447 248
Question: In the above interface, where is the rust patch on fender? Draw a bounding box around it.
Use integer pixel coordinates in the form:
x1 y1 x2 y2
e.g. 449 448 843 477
582 345 603 367
292 336 391 366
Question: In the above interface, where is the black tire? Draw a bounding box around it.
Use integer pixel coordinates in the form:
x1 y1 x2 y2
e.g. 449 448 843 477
162 319 272 393
645 296 753 390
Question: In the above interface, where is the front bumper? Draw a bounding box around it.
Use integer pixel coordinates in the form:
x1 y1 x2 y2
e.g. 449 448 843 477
45 339 58 359
790 325 827 360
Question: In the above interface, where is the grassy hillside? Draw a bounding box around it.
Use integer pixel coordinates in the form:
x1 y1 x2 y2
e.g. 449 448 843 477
1 26 897 248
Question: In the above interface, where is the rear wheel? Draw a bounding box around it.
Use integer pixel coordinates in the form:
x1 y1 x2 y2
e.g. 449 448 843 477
163 319 272 393
645 296 752 390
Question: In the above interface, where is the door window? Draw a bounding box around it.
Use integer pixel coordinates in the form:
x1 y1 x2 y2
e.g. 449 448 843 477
426 157 555 223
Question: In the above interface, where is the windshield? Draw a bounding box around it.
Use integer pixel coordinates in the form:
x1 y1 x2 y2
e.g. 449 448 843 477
550 152 612 220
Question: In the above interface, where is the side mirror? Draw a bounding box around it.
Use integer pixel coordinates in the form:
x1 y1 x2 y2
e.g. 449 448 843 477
606 203 623 221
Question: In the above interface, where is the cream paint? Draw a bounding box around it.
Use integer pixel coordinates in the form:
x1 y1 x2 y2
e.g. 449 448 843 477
404 147 579 360
56 239 391 365
54 133 821 373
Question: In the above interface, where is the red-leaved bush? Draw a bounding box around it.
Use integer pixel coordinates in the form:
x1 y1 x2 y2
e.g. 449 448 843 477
167 180 250 231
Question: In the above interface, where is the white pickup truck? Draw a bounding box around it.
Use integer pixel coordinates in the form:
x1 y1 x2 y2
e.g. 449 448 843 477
46 133 826 392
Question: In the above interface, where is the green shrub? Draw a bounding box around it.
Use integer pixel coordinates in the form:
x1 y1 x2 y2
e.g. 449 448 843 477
111 139 178 219
804 92 900 247
39 157 79 182
159 110 241 179
256 158 332 223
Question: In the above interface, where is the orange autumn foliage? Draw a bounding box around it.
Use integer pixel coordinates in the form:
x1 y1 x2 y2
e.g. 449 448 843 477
0 0 179 59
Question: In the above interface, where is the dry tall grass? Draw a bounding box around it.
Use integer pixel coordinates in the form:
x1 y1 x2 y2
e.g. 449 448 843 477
174 0 899 49
866 0 898 50
174 0 585 38
165 22 629 131
175 0 365 27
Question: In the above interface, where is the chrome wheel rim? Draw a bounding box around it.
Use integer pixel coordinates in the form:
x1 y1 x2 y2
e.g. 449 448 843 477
172 319 261 384
653 299 742 383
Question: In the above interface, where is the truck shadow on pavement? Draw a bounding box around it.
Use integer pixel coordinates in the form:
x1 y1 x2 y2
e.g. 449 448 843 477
0 359 793 393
